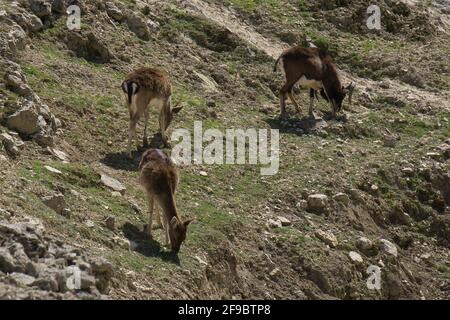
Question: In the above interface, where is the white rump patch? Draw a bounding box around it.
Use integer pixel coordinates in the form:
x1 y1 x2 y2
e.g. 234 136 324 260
296 76 323 90
131 83 138 95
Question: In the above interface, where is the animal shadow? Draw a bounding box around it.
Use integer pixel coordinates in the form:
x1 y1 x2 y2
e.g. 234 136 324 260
266 114 319 136
122 222 180 264
266 111 348 136
101 133 166 171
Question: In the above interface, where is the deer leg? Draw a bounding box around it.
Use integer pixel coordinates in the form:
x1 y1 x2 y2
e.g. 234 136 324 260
147 194 154 236
128 115 138 159
309 89 316 118
288 89 302 114
143 109 150 147
154 203 163 229
159 102 170 148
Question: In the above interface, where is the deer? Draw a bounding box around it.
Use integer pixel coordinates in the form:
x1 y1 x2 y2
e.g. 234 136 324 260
274 46 355 120
139 148 194 253
121 67 183 159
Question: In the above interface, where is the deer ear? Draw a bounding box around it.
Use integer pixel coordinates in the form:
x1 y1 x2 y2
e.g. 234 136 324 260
171 105 183 115
183 219 194 228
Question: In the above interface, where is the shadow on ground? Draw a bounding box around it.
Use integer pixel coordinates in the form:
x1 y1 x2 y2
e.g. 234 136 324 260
122 222 180 264
101 133 166 171
265 110 347 136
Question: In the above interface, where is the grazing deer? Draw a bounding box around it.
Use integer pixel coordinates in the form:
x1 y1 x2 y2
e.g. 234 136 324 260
121 67 183 159
139 148 193 253
274 46 355 119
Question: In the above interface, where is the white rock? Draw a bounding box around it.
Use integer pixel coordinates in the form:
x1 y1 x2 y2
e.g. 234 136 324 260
101 174 126 195
379 239 398 257
349 251 364 264
44 165 62 174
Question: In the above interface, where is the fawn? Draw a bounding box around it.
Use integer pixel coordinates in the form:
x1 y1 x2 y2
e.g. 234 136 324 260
139 148 193 253
121 67 183 158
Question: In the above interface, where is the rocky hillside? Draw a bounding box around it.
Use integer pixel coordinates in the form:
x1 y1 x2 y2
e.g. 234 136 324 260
0 0 449 299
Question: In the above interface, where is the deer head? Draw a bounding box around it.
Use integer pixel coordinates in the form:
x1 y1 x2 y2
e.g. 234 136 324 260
169 216 194 253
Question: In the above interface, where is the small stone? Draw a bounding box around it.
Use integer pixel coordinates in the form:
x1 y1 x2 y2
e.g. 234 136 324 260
315 229 338 248
349 188 363 203
101 174 126 195
107 141 113 147
199 171 208 177
379 239 398 258
269 268 280 277
349 251 364 264
44 165 62 174
33 133 54 148
268 219 282 228
52 149 69 162
61 208 71 218
277 216 291 226
85 220 95 228
402 167 414 176
105 1 124 21
333 193 350 205
41 193 67 215
356 237 377 256
105 216 115 231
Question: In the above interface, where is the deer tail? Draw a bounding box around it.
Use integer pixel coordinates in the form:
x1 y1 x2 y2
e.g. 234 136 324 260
121 81 140 105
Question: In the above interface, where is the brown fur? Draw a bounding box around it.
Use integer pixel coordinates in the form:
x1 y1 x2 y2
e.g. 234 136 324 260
122 67 183 158
274 47 354 119
139 149 193 253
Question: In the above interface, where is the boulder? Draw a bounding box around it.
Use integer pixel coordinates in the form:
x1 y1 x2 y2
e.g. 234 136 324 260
307 194 328 214
0 248 16 273
6 105 47 136
126 13 150 40
29 0 52 19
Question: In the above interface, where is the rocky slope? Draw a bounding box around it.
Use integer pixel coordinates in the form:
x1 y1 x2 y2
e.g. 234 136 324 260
0 0 449 299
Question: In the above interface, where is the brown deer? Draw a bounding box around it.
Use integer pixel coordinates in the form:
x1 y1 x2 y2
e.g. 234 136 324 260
274 46 355 119
139 148 194 253
121 67 183 159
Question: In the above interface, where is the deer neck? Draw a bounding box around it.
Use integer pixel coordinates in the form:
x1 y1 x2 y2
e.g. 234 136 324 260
158 192 179 221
